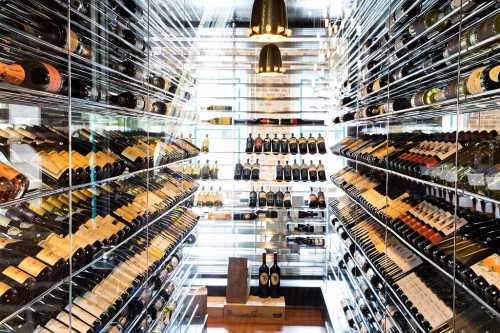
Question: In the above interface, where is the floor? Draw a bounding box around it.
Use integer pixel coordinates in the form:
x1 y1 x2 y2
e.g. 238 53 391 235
207 299 327 333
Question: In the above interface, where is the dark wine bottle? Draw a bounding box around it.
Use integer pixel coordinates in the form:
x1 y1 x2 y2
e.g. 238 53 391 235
258 253 270 298
269 252 281 298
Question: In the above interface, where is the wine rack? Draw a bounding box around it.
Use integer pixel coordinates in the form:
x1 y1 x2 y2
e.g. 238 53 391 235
0 0 206 331
326 0 500 331
183 28 335 282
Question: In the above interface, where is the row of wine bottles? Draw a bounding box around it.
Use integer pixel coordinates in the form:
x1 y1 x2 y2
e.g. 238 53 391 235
258 252 281 298
276 160 327 182
249 187 326 209
2 207 198 332
0 59 190 116
330 130 499 199
196 187 224 207
204 117 325 126
337 62 500 123
0 171 197 313
333 166 500 315
182 160 219 180
0 126 199 202
245 133 327 155
332 193 499 333
0 0 193 103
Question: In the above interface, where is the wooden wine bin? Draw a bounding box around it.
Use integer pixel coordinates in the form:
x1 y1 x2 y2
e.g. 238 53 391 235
223 296 286 323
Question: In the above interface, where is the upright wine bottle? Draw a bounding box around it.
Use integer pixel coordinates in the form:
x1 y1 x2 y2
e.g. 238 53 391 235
249 187 257 208
246 134 254 153
254 134 263 154
269 252 281 298
251 159 260 181
298 133 308 155
289 134 298 154
272 134 280 154
280 134 289 154
284 161 292 182
258 253 270 298
258 187 267 207
300 160 309 181
276 161 284 181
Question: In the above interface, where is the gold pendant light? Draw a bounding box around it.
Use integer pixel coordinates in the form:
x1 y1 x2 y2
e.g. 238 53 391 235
258 44 284 76
249 0 292 42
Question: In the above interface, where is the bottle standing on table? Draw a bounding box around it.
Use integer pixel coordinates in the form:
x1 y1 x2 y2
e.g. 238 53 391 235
258 253 270 298
270 252 281 298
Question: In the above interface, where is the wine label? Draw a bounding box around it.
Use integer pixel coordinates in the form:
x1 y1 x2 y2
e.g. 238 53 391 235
0 238 18 248
56 311 92 333
121 145 144 161
0 281 12 297
259 272 269 285
2 266 33 284
466 66 486 94
74 297 103 318
18 256 47 277
41 63 63 93
44 318 77 333
65 28 80 53
271 272 280 286
1 63 25 85
471 254 500 288
65 304 98 326
36 248 62 266
0 161 22 181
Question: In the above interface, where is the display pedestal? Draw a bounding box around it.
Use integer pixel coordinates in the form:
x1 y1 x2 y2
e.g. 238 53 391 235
223 296 286 323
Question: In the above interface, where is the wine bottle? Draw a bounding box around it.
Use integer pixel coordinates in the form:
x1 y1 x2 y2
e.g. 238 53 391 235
300 160 309 182
258 187 266 207
270 252 280 298
318 189 326 209
283 161 292 182
272 134 280 154
200 160 210 180
0 161 29 203
234 160 243 180
317 160 326 182
110 92 150 111
254 134 263 154
280 134 289 154
289 134 298 154
275 188 284 207
263 134 272 154
266 189 275 207
292 159 300 181
258 253 270 298
298 133 308 155
276 161 284 181
465 64 500 95
0 60 63 93
246 134 254 153
210 160 218 180
251 159 260 181
309 188 319 209
242 159 252 180
202 134 209 153
284 188 292 208
308 160 318 182
317 134 326 154
249 187 257 208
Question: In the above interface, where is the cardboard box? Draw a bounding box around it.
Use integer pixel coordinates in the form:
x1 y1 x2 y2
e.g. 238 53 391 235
226 257 250 304
223 296 286 323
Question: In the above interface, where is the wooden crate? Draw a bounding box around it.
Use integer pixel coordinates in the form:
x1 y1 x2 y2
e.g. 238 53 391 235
223 296 286 324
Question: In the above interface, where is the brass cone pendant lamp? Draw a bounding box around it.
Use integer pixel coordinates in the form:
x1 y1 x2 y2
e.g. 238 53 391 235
249 0 291 42
258 44 284 76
